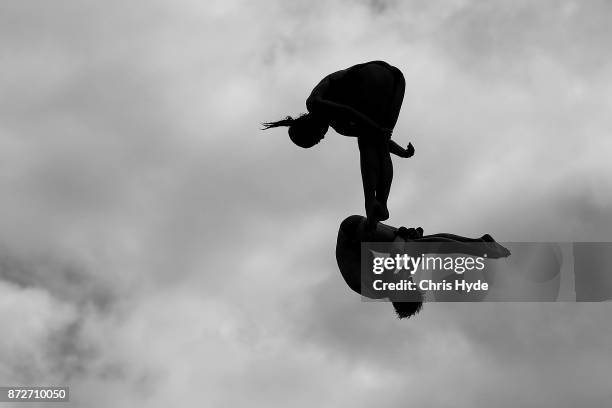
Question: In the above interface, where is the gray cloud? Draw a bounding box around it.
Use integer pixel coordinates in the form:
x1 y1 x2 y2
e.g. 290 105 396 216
0 0 611 406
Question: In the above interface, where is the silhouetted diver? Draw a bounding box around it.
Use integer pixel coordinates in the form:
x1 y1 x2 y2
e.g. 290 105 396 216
336 215 511 319
263 61 413 228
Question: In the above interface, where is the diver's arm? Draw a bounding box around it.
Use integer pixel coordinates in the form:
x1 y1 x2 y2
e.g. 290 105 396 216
389 140 414 158
309 96 384 137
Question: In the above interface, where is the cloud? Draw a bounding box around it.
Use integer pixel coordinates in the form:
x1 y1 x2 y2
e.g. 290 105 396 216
0 0 611 406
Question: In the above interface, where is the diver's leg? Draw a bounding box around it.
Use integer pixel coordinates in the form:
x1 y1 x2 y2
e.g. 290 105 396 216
420 233 489 243
358 137 383 228
375 141 392 221
410 236 510 258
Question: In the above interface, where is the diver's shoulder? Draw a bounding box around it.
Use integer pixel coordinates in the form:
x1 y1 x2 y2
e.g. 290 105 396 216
339 215 365 236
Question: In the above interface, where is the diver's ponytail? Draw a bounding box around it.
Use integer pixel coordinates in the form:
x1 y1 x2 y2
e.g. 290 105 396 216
261 116 296 130
262 113 310 130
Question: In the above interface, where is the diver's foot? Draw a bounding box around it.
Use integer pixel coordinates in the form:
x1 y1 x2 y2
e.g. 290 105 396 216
378 202 389 221
365 199 386 224
485 242 511 258
481 233 495 243
480 234 511 258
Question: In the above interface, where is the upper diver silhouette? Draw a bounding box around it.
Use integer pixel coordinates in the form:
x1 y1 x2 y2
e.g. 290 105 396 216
263 60 413 228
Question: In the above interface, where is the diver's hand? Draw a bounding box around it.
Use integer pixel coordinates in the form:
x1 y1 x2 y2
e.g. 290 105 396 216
401 142 415 158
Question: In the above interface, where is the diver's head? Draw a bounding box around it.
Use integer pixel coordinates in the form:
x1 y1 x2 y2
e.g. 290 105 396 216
262 113 328 149
391 298 423 319
288 114 328 148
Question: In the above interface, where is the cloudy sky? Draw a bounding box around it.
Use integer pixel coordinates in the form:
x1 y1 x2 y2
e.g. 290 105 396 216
1 0 611 406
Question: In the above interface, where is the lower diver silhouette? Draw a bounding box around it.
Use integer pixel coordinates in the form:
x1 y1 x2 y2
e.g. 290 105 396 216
263 60 412 229
336 215 511 319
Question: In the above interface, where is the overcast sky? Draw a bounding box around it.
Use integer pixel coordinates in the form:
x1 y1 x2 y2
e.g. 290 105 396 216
1 0 611 406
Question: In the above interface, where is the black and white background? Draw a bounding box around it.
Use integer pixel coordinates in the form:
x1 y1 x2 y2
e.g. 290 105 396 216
1 1 611 406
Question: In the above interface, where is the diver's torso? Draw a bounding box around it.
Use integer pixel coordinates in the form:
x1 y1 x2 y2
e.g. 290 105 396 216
326 61 404 127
